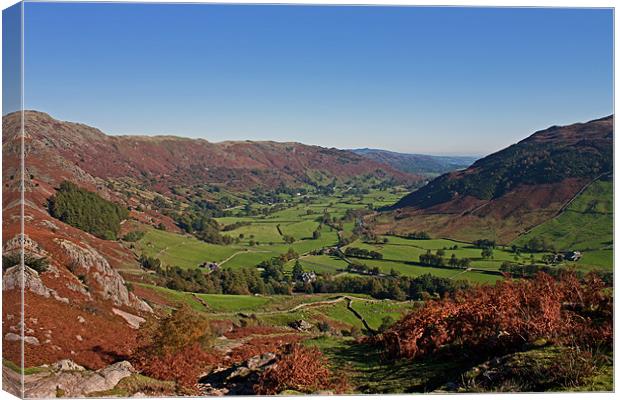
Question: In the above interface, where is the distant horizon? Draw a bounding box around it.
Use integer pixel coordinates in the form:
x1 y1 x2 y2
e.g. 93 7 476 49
4 4 613 155
5 108 615 158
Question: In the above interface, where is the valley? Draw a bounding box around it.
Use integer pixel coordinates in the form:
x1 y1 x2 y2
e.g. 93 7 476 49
2 111 613 396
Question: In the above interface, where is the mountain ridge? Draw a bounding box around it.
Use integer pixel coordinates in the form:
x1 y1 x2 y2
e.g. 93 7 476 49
351 148 477 175
377 115 613 243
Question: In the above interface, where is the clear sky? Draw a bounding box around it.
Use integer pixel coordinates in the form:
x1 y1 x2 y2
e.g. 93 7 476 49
11 3 615 155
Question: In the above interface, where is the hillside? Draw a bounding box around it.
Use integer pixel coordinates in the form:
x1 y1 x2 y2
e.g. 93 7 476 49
12 111 419 195
1 110 419 372
378 116 613 243
512 175 612 267
352 148 477 175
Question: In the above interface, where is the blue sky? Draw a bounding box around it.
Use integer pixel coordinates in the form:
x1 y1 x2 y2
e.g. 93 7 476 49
10 3 615 155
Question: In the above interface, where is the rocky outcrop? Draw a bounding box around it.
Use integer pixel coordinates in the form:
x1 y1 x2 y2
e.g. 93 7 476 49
289 320 313 332
56 239 151 313
3 265 69 304
199 352 277 396
4 360 136 398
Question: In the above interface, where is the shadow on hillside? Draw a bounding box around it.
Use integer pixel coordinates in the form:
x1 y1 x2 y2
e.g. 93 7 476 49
323 340 478 394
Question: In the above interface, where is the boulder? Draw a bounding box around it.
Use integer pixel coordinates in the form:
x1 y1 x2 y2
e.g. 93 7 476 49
22 360 135 398
112 308 146 329
199 352 278 395
289 319 313 331
3 265 69 303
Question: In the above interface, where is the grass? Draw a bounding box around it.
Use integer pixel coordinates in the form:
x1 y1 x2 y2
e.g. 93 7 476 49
3 359 49 375
195 293 273 312
286 255 349 274
301 337 474 393
348 300 413 330
135 229 241 269
513 179 612 269
133 184 610 285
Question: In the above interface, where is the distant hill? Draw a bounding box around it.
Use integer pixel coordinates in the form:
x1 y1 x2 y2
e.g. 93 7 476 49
352 148 477 175
6 111 420 194
378 115 613 243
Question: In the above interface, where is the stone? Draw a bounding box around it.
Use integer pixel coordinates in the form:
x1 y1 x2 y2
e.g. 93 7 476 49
4 333 20 342
52 359 85 372
289 319 313 331
24 336 40 346
112 308 146 329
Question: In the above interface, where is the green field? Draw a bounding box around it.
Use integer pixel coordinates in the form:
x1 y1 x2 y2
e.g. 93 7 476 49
513 178 613 270
135 229 243 269
133 181 611 286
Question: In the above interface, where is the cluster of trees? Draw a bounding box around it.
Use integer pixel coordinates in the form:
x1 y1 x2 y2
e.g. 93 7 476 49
499 262 557 278
221 221 251 231
419 249 471 269
346 262 381 276
499 262 612 285
447 254 472 268
48 181 129 240
473 239 496 249
310 273 469 301
419 249 444 267
404 231 431 240
174 212 236 245
523 237 555 253
344 247 383 260
149 263 291 295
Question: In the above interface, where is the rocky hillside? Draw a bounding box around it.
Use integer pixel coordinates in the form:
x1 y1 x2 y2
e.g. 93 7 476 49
352 148 476 175
1 110 419 378
2 114 155 379
379 115 613 243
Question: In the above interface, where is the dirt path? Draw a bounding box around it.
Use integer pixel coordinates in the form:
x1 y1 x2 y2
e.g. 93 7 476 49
448 267 471 280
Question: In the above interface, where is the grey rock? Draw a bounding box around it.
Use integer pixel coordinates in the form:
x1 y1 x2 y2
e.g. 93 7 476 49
56 239 152 313
52 359 85 372
22 360 134 398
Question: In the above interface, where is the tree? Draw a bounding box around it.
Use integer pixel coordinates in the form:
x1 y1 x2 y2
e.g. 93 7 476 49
312 230 321 240
481 247 494 259
449 254 458 268
292 260 304 281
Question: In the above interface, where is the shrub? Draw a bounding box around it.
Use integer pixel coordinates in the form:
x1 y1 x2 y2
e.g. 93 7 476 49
2 253 49 273
254 344 347 394
132 305 217 389
375 272 611 361
122 231 146 242
317 321 331 333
